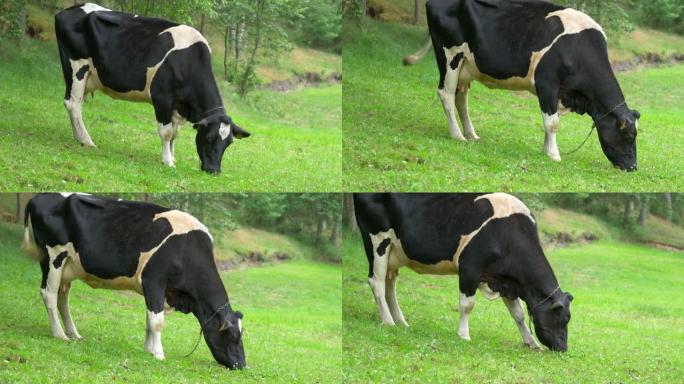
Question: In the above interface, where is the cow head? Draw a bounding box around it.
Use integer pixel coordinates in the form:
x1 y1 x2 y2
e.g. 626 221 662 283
194 115 251 175
530 291 573 352
203 310 246 369
595 109 640 172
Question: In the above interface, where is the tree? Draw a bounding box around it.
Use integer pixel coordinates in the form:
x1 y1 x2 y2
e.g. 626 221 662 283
414 0 422 25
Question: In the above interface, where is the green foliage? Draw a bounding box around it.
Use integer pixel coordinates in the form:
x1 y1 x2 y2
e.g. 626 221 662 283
0 0 26 39
552 0 634 34
634 0 684 34
295 0 343 49
108 0 214 26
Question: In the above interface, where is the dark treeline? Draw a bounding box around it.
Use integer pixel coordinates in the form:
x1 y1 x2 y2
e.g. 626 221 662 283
522 193 682 228
1 0 342 95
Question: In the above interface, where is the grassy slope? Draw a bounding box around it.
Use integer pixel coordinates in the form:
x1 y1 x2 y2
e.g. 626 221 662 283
0 24 340 192
0 222 341 383
342 230 684 383
342 20 684 192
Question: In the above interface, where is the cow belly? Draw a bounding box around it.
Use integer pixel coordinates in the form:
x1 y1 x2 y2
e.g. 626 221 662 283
387 239 459 275
74 58 155 103
61 251 144 293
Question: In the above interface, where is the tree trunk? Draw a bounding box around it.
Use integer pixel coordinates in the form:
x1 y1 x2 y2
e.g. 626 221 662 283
637 198 649 226
316 218 325 245
622 194 633 228
329 219 340 246
199 13 206 34
224 24 230 80
414 0 421 24
343 194 357 230
16 193 24 225
664 193 673 222
238 2 263 96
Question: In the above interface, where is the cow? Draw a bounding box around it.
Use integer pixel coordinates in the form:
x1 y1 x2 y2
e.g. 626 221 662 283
353 193 573 352
21 193 246 369
403 0 640 171
55 3 251 174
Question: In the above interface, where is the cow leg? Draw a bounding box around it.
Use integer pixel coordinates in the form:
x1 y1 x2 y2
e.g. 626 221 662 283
436 47 467 141
63 63 96 147
368 234 395 325
169 112 184 164
455 84 480 141
157 122 176 167
41 250 69 341
385 269 408 326
457 292 476 341
503 297 541 349
57 282 82 340
536 80 561 161
143 280 166 360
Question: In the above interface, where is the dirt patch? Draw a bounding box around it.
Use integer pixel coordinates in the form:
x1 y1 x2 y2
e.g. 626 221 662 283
542 231 598 249
612 52 684 72
215 251 291 271
639 241 684 253
262 71 341 92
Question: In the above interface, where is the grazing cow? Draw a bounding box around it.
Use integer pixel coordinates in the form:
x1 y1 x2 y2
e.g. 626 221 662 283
22 193 246 369
354 193 573 352
403 0 640 171
55 3 251 174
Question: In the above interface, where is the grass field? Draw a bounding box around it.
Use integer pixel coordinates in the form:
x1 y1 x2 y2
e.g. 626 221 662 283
0 222 342 383
342 20 684 192
342 230 684 383
0 35 341 192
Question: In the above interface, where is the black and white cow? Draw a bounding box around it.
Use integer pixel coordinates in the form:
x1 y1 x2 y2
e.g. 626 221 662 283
403 0 640 171
22 193 246 369
55 3 250 174
354 193 573 352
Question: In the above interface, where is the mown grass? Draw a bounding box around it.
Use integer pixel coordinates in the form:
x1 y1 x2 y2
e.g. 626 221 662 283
0 35 340 192
342 20 684 192
0 222 341 383
342 230 684 383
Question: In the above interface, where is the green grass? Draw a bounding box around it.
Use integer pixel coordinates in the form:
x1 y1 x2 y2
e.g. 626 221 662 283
536 207 619 242
342 20 684 192
215 227 325 262
0 222 341 383
0 37 341 192
342 230 684 383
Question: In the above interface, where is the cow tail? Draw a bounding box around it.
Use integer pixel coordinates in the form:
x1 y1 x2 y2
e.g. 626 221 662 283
402 38 433 66
21 204 42 261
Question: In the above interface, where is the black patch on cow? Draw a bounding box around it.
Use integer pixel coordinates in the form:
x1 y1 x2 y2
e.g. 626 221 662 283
40 257 49 289
376 238 391 256
53 251 68 269
75 65 90 80
449 52 464 70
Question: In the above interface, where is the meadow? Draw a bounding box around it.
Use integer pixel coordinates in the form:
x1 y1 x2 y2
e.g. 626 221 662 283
0 34 341 192
342 228 684 383
342 20 684 192
0 222 342 383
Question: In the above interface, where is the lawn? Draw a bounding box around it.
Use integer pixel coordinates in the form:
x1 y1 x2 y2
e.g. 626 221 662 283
342 20 684 192
0 222 342 383
0 37 341 192
342 231 684 383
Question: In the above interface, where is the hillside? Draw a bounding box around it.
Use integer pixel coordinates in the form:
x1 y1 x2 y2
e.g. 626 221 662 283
0 222 342 383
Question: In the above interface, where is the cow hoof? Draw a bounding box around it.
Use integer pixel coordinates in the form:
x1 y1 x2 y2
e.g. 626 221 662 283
457 332 471 341
68 334 84 341
153 353 165 360
55 334 70 341
547 153 561 162
467 134 480 142
451 134 469 142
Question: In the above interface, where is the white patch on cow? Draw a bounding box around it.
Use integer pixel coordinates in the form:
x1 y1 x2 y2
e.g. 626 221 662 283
368 232 395 325
66 58 97 146
157 122 177 167
145 310 165 360
543 112 562 161
219 123 232 141
58 192 91 198
21 215 42 261
547 8 606 39
478 282 501 300
237 318 242 334
154 210 212 241
453 193 534 263
557 100 571 116
457 293 476 341
79 25 209 103
439 47 467 141
80 3 110 14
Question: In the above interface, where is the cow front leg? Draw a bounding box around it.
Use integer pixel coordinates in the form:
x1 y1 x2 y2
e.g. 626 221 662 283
63 62 96 147
145 310 165 360
157 122 176 167
503 297 541 349
41 249 69 340
542 112 561 161
536 79 561 161
368 234 395 325
385 269 408 326
455 84 480 141
57 282 82 340
457 292 476 341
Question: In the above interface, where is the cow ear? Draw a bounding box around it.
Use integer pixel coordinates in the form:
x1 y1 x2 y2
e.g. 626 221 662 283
632 110 641 120
233 125 251 139
235 311 244 319
567 293 574 302
551 301 565 310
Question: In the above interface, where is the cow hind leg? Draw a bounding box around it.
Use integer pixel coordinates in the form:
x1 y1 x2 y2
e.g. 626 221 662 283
368 234 395 325
41 250 69 340
385 269 408 326
63 62 96 147
57 281 82 340
455 84 480 141
436 47 467 141
503 297 541 349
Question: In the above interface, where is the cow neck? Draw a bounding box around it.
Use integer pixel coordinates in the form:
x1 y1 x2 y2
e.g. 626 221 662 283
193 285 232 327
514 250 561 310
183 79 225 124
584 70 628 124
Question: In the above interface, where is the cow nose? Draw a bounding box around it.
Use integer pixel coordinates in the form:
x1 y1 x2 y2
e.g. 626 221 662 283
628 164 638 172
202 168 220 175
